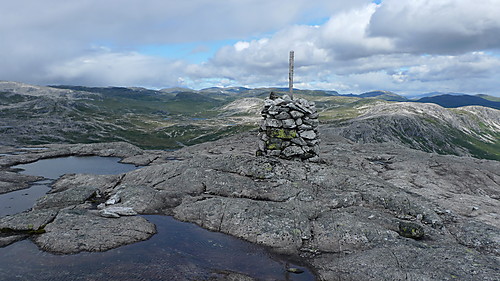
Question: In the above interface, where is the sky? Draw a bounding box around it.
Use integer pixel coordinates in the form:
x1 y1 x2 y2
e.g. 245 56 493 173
2 0 500 96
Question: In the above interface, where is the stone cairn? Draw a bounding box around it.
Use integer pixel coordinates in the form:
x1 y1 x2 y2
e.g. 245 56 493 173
257 92 320 160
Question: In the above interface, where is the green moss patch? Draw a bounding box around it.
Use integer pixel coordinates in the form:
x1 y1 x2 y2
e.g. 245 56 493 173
268 128 297 140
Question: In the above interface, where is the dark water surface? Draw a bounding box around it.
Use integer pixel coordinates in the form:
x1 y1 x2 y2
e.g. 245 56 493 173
0 215 314 281
14 156 139 179
0 156 316 280
0 156 138 217
0 180 51 217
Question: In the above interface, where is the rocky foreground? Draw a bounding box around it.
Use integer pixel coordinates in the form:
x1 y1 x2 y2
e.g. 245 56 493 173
1 127 499 280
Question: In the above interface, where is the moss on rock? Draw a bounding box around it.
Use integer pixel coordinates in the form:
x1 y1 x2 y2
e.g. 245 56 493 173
398 221 424 239
269 128 297 140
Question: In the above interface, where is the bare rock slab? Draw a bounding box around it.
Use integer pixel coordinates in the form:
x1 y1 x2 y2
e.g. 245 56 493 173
0 209 58 233
174 197 311 253
33 208 156 254
33 185 98 210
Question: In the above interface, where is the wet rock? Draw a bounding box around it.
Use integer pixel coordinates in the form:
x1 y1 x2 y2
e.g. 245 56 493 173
174 198 311 253
0 234 28 247
33 185 98 210
33 208 156 254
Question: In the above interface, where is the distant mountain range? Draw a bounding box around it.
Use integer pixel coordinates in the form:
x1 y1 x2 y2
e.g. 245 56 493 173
48 84 500 110
345 90 500 110
414 94 500 109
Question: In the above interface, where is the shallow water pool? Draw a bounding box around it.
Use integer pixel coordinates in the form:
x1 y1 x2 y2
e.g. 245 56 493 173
0 156 138 217
1 156 316 280
0 215 314 280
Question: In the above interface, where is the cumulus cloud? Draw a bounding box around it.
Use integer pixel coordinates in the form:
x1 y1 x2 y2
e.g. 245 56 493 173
368 0 500 54
1 0 500 96
319 4 393 60
191 1 500 95
0 0 370 86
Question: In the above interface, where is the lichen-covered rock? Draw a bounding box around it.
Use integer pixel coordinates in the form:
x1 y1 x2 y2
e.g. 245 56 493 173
33 185 98 210
2 129 500 280
110 185 180 214
0 209 58 233
174 198 311 253
449 221 500 256
258 92 319 160
33 208 156 254
398 221 425 239
282 145 304 158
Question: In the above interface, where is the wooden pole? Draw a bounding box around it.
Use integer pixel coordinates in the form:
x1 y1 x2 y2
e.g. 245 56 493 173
289 50 294 99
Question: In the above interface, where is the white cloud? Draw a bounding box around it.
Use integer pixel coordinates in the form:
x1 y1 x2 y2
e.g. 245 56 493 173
1 0 500 96
45 51 186 88
368 0 500 54
319 3 394 60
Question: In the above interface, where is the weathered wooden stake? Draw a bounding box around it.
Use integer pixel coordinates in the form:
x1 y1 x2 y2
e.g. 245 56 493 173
289 50 294 99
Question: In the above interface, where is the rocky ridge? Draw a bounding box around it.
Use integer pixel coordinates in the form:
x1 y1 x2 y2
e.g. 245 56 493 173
0 130 499 280
328 102 500 159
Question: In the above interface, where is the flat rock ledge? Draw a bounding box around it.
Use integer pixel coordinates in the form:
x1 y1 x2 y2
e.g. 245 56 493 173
1 132 499 280
33 207 156 254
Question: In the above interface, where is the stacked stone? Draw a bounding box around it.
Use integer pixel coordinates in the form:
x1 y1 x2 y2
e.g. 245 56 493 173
257 93 320 160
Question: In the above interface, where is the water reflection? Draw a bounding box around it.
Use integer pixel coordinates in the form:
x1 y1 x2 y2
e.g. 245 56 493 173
0 216 315 281
0 156 139 217
1 156 316 280
14 156 139 179
0 181 51 217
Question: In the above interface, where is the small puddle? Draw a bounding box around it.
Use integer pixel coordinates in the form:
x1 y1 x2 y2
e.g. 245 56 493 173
0 156 139 217
14 156 139 179
0 180 51 217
